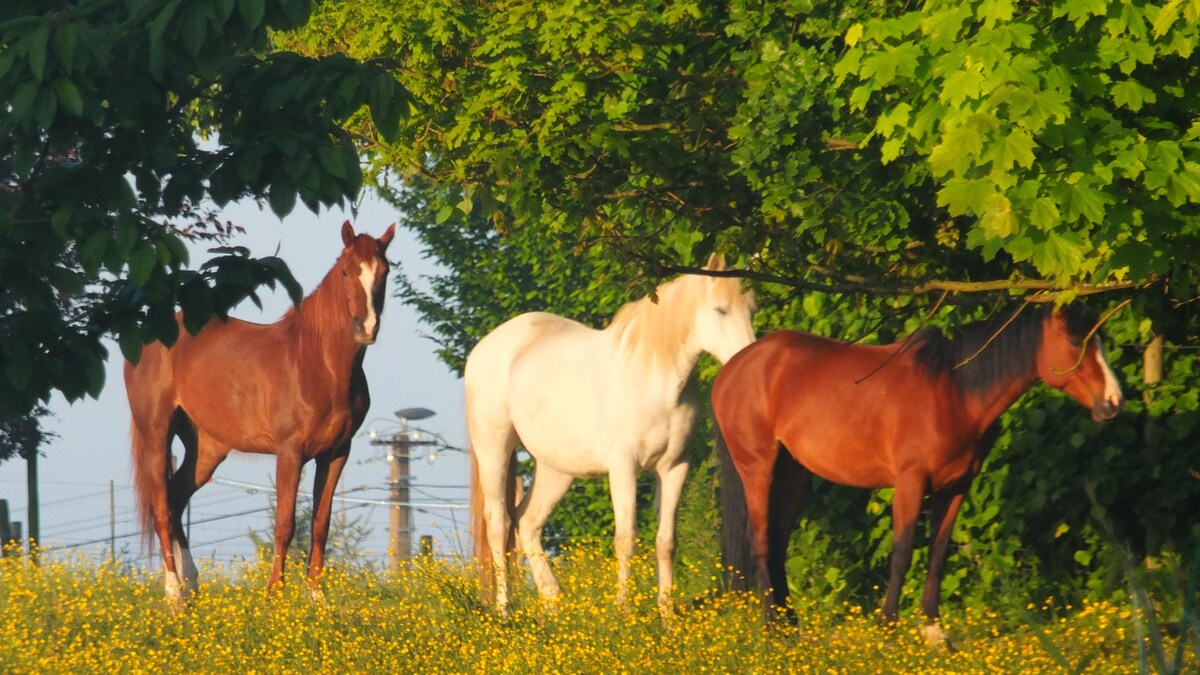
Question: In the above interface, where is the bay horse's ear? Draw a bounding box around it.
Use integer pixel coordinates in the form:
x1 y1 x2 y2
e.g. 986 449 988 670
378 223 396 251
341 220 356 247
705 253 726 272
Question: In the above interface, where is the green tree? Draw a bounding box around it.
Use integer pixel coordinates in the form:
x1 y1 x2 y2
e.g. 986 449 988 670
0 0 409 419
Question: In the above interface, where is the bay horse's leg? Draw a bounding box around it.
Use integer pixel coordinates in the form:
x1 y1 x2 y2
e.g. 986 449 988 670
766 449 809 625
267 450 305 592
307 444 351 601
166 427 228 598
919 489 967 649
608 463 639 608
514 464 573 605
882 471 928 623
652 459 688 618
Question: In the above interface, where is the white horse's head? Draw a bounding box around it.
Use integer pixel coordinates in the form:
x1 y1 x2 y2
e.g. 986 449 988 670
690 254 756 364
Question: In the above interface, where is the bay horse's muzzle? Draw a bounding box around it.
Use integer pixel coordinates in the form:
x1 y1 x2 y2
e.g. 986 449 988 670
1091 394 1123 422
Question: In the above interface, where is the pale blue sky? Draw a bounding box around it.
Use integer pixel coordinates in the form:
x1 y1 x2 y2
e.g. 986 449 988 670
0 193 473 567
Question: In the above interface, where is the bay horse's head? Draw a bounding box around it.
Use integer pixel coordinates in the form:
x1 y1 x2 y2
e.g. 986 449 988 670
690 254 756 364
337 220 395 345
1036 306 1124 421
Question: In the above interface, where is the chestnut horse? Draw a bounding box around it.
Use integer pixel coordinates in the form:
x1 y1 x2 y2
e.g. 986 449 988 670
467 255 755 617
125 221 394 610
713 305 1123 646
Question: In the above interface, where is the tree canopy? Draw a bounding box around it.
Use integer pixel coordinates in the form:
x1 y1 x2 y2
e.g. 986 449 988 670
287 0 1197 354
0 0 408 419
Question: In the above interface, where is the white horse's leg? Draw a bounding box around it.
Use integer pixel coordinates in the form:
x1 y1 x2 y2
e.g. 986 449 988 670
516 465 574 603
653 459 688 617
476 451 516 615
608 464 638 608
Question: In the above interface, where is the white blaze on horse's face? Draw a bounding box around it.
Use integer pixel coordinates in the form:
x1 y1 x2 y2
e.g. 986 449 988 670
1093 337 1124 419
357 259 380 341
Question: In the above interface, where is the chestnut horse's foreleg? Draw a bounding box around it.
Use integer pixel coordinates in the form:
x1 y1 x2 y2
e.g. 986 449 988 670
652 459 688 618
882 472 927 623
765 449 809 625
514 465 573 605
919 489 967 649
267 450 304 592
307 445 350 601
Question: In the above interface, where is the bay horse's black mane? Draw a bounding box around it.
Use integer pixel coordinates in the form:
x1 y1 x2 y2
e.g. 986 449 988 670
913 304 1096 395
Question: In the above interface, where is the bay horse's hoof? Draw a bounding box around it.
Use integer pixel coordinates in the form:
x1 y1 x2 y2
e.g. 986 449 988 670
920 622 957 652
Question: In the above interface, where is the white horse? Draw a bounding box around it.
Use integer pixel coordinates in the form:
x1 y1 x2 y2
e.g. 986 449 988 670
466 254 755 615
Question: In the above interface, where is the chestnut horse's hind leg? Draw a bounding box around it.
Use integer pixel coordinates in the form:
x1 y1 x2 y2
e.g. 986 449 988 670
307 444 350 601
167 427 230 597
765 448 809 624
267 450 305 592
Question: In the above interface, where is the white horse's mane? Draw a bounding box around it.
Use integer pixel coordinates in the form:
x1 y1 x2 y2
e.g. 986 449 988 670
606 271 751 372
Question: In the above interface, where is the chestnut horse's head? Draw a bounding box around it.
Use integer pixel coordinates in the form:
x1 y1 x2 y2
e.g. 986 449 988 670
337 220 395 345
1036 307 1124 422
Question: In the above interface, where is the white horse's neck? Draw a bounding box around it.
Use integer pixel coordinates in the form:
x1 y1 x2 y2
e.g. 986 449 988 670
604 280 703 398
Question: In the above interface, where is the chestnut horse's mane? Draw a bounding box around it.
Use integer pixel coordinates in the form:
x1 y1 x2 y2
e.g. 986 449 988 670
912 304 1096 395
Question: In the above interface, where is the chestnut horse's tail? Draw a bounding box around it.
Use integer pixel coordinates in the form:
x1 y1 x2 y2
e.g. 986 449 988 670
124 348 176 553
716 423 754 592
471 448 518 601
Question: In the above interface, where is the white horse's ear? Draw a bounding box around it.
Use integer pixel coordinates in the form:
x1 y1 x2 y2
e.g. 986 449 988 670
341 220 356 247
705 253 726 272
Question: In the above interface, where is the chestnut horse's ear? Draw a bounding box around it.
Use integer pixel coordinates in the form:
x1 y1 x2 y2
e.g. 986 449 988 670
341 220 356 247
705 253 726 272
378 223 396 251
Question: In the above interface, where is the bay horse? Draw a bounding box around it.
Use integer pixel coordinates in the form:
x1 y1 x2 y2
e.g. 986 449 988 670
125 221 394 611
467 254 755 616
712 304 1123 646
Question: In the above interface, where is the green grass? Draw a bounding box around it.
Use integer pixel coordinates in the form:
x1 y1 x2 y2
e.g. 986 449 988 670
0 545 1183 674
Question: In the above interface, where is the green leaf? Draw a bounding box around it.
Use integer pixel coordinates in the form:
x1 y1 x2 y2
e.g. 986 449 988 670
268 182 297 218
239 0 265 28
27 23 50 82
938 177 995 216
1110 80 1156 112
53 77 83 117
118 322 144 365
129 242 158 287
1029 197 1061 230
992 128 1036 170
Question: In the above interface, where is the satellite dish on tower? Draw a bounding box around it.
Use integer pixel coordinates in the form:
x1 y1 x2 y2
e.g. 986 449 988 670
394 407 435 422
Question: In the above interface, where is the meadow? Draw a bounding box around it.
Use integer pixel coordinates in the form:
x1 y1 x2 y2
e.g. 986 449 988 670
0 545 1166 674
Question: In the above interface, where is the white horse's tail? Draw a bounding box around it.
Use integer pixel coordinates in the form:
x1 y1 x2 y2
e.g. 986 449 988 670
471 447 518 601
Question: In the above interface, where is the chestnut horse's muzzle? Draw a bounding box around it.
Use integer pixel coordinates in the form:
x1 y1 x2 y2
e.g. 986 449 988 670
1091 394 1123 422
352 318 377 345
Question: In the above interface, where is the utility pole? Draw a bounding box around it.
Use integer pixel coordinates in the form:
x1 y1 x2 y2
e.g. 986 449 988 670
371 407 437 570
26 448 38 562
109 479 116 565
389 433 411 568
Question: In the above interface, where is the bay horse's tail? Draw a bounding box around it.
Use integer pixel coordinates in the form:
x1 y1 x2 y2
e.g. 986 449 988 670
471 448 518 601
716 422 754 592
